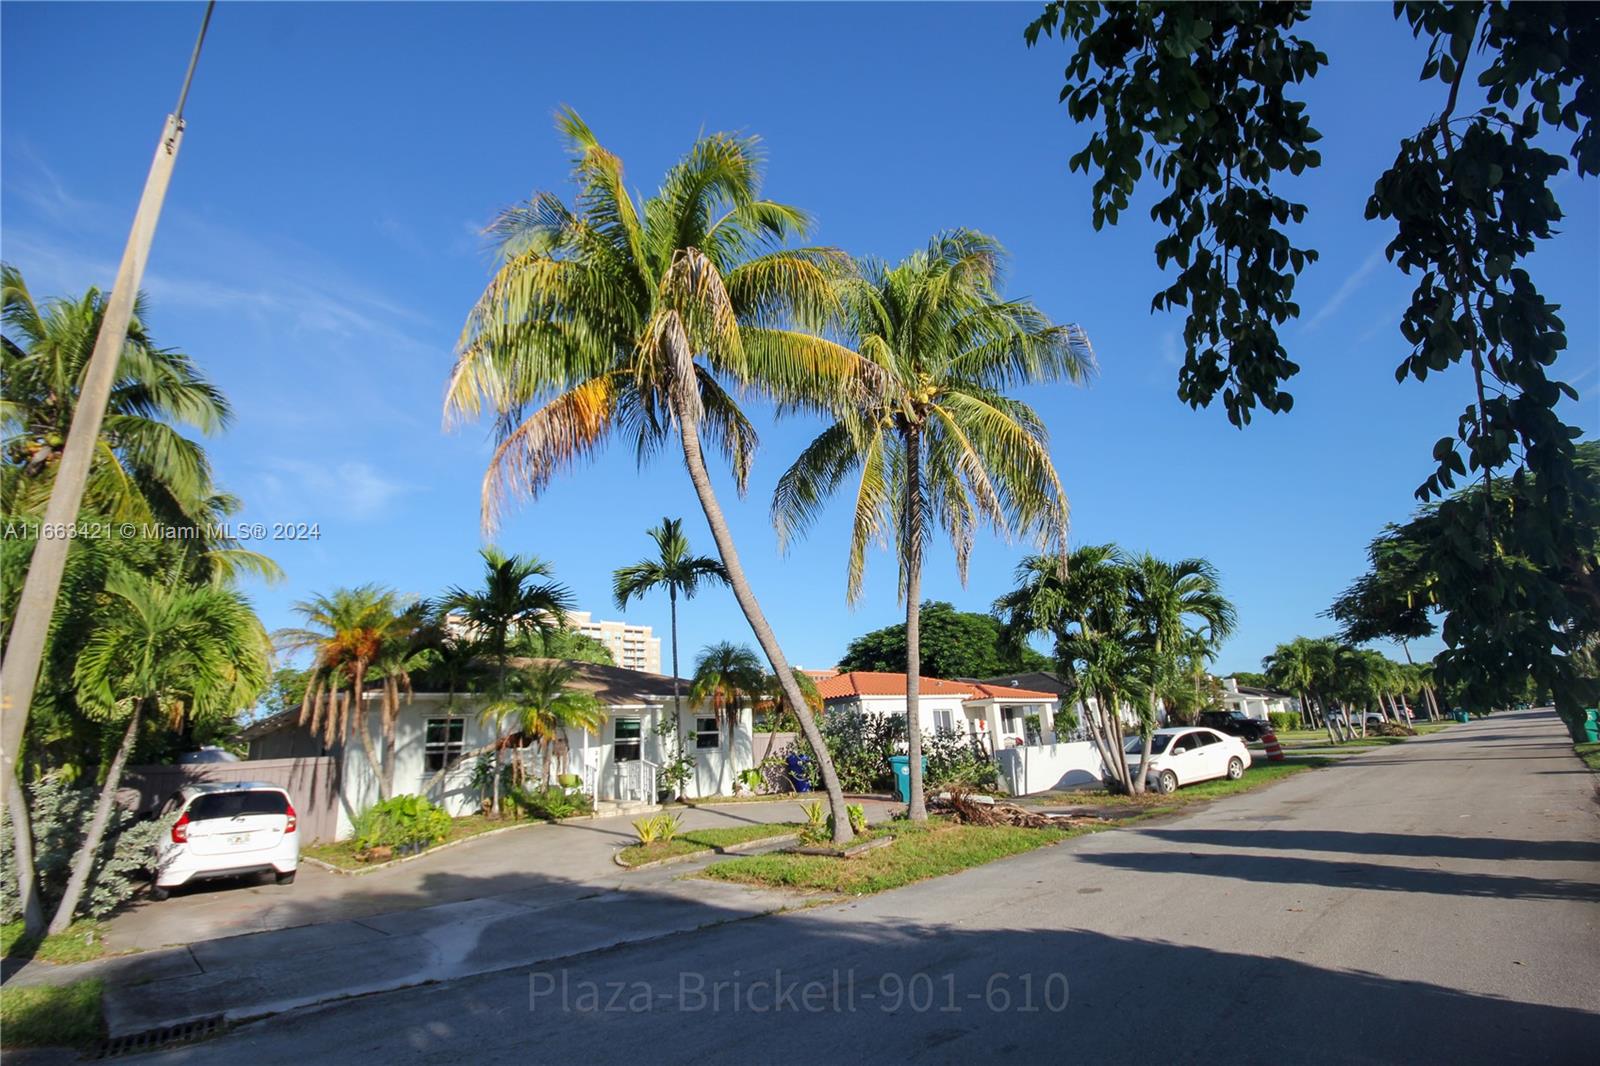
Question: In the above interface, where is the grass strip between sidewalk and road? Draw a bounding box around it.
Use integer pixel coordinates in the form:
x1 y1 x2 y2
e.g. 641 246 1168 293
0 978 105 1050
617 822 802 868
698 819 1071 895
1575 741 1600 771
0 918 111 965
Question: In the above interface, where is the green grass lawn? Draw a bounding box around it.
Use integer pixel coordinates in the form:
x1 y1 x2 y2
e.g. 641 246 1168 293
0 978 105 1050
617 822 802 867
1575 741 1600 771
0 919 111 965
699 819 1070 895
303 813 534 871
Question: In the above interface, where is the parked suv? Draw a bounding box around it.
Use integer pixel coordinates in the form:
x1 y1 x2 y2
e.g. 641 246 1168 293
151 782 299 900
1198 710 1272 742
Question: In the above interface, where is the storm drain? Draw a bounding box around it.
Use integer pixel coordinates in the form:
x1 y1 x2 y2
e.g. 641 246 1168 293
97 1015 225 1058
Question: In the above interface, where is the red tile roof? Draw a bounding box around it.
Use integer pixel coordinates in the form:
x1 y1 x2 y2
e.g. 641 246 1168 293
815 671 1057 703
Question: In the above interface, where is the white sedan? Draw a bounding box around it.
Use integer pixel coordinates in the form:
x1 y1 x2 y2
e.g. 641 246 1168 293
1122 727 1252 794
150 782 299 899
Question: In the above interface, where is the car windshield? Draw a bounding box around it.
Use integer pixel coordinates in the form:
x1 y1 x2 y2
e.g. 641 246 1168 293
187 791 288 821
1124 735 1172 755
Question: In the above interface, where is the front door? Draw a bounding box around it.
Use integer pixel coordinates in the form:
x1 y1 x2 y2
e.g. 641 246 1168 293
609 716 642 800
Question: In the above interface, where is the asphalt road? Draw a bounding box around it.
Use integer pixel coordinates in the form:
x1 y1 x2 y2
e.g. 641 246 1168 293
134 709 1600 1064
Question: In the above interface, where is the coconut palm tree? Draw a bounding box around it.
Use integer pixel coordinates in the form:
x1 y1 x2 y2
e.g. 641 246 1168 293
54 568 269 933
445 110 860 841
613 516 728 726
276 585 417 799
771 231 1092 819
691 641 764 788
1 263 229 525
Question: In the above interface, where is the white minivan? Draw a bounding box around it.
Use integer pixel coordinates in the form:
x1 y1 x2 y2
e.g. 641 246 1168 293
151 782 299 899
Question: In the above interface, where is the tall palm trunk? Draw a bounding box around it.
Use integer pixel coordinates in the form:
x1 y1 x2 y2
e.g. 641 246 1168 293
668 588 687 800
902 426 928 822
48 704 140 935
673 403 853 844
351 669 389 803
380 680 399 801
8 774 45 938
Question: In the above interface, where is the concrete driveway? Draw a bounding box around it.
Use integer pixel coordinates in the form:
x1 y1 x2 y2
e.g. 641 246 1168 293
124 707 1600 1064
100 796 898 955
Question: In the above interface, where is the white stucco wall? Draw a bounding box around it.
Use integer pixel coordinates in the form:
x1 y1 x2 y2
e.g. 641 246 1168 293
994 740 1105 796
331 694 754 839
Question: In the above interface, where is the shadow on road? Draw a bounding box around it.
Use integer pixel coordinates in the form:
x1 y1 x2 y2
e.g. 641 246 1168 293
143 915 1600 1064
1141 828 1600 864
1075 849 1600 902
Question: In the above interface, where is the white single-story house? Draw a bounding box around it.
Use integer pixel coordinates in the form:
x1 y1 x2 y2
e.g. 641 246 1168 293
244 660 752 840
815 671 1059 750
1220 677 1301 721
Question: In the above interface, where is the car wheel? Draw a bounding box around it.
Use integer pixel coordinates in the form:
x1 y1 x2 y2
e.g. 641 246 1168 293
149 885 169 901
275 870 297 886
1158 770 1179 794
1227 757 1244 780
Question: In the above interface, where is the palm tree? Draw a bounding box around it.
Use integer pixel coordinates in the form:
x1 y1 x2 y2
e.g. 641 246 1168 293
995 545 1148 792
772 231 1093 819
1126 553 1236 784
691 642 764 790
276 585 416 800
441 548 573 684
513 661 607 790
1 263 229 524
1263 637 1318 733
55 568 269 933
367 603 439 800
758 667 823 762
445 110 860 841
613 516 728 735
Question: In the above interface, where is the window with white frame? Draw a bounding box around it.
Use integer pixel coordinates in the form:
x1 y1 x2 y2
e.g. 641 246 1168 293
614 717 641 761
933 708 955 733
424 717 464 772
696 716 721 749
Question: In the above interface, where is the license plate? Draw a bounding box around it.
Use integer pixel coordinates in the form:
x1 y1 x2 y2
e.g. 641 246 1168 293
227 834 250 846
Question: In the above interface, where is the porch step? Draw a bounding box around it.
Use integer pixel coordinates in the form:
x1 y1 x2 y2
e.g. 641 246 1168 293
592 799 662 819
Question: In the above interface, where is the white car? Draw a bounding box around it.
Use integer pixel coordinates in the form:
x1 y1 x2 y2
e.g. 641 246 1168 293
151 782 299 900
1122 727 1252 794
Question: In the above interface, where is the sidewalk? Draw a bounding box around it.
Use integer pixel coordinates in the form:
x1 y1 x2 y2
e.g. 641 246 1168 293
101 795 893 957
4 797 896 1039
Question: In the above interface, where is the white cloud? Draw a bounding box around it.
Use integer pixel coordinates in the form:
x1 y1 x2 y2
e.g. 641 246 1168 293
257 459 408 522
1304 244 1388 332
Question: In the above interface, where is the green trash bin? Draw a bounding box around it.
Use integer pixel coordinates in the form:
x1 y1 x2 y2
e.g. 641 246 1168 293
887 755 929 803
1454 710 1471 724
1581 709 1600 744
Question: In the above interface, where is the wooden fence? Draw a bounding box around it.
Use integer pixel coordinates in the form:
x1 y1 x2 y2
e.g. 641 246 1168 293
123 756 342 843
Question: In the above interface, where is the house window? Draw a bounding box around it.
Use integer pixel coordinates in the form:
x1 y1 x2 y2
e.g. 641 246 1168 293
424 717 464 772
696 716 721 749
614 717 641 762
933 708 955 733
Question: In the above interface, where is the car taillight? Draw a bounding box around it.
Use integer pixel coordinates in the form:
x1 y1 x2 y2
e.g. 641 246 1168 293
284 802 297 834
171 811 189 844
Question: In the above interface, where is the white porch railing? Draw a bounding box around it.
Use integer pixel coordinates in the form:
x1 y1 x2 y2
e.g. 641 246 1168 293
612 758 659 803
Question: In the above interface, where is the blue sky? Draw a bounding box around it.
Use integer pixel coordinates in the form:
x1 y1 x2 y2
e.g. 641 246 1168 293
3 2 1596 677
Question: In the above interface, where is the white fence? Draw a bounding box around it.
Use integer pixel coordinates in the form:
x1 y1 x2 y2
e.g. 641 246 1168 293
994 740 1105 796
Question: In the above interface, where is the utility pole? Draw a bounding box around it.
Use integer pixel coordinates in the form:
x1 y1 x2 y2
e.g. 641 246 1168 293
0 4 217 929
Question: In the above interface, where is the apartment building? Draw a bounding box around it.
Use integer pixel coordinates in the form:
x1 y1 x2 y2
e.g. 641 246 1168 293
567 610 662 674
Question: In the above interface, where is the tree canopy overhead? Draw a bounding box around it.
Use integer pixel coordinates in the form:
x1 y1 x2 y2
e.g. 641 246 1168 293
837 600 1052 680
1026 2 1597 721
